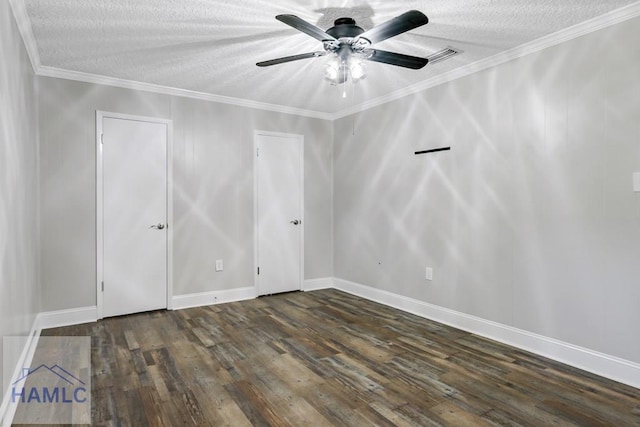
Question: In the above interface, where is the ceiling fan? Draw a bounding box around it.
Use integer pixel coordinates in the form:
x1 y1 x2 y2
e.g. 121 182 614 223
257 10 430 85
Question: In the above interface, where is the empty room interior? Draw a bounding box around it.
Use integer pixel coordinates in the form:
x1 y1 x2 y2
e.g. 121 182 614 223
1 0 640 425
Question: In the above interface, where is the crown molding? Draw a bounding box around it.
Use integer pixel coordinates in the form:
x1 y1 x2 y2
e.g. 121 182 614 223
8 0 41 72
331 1 640 120
9 0 331 120
36 66 334 120
9 0 640 121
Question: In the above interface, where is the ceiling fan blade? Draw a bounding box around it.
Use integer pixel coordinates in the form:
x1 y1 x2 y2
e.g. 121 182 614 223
362 49 429 69
358 10 428 45
276 15 337 42
257 51 327 67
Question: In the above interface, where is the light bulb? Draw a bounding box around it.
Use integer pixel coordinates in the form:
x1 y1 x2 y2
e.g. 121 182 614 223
350 60 366 81
324 61 339 83
324 56 350 85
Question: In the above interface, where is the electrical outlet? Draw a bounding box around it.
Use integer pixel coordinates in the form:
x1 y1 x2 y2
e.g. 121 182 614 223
215 259 223 272
425 267 433 281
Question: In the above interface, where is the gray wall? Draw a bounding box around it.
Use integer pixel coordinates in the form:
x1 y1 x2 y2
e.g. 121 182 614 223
0 1 40 393
23 6 640 368
333 16 640 364
38 78 333 311
171 97 333 295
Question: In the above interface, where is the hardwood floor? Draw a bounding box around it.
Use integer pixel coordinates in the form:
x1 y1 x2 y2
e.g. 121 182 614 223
28 289 640 426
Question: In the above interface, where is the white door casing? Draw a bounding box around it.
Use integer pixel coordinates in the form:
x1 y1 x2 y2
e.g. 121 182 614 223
254 131 304 296
96 111 173 318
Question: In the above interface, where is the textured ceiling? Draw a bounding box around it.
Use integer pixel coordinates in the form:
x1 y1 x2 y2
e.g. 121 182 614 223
22 0 639 115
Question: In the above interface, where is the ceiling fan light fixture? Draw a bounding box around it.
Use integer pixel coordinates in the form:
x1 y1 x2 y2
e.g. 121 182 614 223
323 65 338 84
323 57 347 85
350 60 366 81
324 54 367 85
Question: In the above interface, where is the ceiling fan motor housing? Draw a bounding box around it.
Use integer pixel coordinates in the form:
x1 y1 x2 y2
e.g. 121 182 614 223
326 17 365 39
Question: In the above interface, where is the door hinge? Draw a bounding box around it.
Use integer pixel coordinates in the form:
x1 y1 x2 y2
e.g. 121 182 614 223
256 147 259 157
101 134 104 145
257 267 260 275
101 281 104 292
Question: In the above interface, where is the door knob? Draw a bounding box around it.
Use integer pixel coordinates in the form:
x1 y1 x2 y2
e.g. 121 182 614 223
150 223 166 230
290 219 300 225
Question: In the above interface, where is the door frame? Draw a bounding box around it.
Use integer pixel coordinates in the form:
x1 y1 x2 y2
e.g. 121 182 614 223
96 110 174 319
253 130 304 295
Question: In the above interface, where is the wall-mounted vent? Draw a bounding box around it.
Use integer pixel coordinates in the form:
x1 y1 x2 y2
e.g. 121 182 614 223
427 47 462 65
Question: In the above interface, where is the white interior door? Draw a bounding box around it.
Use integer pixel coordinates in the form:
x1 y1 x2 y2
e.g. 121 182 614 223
98 113 169 318
255 131 304 296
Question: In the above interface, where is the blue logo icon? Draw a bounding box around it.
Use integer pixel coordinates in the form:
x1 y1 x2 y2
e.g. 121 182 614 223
12 364 88 404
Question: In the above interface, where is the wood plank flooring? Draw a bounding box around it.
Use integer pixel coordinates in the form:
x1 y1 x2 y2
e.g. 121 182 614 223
27 289 640 426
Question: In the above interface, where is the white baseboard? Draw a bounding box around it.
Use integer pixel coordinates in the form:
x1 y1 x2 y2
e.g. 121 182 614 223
4 276 636 427
0 321 40 427
36 306 97 330
333 278 640 389
302 277 334 291
171 286 257 310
